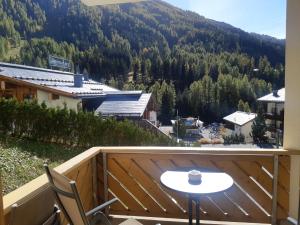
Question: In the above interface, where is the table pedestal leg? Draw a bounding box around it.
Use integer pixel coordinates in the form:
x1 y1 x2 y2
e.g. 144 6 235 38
188 195 201 225
196 198 200 225
188 195 200 225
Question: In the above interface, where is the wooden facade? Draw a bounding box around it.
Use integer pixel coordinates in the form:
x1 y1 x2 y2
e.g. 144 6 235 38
2 147 299 225
0 77 37 102
0 75 75 103
142 95 157 121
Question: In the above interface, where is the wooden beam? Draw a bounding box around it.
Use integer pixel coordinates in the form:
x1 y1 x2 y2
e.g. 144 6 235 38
0 75 75 98
98 146 299 156
0 173 4 225
285 0 300 220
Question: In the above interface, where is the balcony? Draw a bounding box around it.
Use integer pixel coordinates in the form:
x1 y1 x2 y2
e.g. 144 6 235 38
2 147 298 225
264 111 284 122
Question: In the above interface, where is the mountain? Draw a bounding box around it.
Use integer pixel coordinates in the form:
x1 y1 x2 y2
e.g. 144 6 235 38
0 0 285 122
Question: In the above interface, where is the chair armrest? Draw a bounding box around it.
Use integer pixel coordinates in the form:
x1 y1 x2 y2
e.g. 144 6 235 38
85 198 118 217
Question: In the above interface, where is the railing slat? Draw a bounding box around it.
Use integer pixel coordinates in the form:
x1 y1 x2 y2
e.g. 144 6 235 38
92 157 99 207
108 158 159 213
133 158 188 216
102 153 109 216
107 170 143 212
272 155 279 225
105 152 290 223
115 158 174 213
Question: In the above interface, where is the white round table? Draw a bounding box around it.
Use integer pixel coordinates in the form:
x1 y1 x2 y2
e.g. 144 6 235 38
160 170 233 225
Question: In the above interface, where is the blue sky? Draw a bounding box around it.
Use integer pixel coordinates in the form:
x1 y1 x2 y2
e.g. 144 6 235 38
163 0 286 39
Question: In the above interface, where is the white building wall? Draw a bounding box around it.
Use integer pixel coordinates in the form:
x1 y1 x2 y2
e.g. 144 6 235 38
37 90 81 112
234 124 242 135
225 121 253 143
240 121 254 143
149 111 157 124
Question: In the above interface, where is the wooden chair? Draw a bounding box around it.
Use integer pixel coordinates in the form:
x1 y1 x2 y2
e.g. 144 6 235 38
44 165 142 225
9 186 60 225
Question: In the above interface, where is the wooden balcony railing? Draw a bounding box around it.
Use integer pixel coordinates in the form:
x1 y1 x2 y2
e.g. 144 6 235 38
2 147 299 225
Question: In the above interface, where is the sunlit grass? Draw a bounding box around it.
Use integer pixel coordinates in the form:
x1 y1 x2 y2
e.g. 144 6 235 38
0 135 84 195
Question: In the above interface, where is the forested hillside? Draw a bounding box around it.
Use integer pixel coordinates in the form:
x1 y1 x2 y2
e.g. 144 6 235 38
0 0 285 123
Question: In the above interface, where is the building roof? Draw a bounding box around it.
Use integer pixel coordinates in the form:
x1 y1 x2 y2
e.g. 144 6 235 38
257 88 285 103
0 62 118 98
0 62 154 117
95 93 152 117
223 111 257 126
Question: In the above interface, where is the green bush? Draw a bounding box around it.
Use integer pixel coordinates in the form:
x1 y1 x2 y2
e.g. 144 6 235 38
0 98 172 147
224 134 245 145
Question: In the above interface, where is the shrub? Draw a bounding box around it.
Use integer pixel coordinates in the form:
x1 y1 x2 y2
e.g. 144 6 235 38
0 98 172 147
224 134 245 145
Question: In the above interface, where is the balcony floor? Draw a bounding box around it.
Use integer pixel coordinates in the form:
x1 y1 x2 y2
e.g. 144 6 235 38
110 215 270 225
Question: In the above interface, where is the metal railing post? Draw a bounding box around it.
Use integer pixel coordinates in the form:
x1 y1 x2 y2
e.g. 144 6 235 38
103 152 109 216
272 155 279 225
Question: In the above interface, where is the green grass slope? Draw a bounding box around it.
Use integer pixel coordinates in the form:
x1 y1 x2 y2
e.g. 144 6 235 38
0 135 84 195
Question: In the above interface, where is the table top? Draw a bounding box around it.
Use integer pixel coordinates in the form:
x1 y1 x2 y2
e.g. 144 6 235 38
160 170 234 195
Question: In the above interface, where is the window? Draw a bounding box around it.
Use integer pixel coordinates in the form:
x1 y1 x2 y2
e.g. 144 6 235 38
23 94 34 101
51 93 60 100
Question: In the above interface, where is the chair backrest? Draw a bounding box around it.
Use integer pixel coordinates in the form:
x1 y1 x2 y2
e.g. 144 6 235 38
9 186 59 225
44 165 89 225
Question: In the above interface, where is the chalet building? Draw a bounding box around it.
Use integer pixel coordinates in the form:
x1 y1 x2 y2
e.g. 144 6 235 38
95 91 157 125
257 88 285 142
223 111 257 143
0 62 156 124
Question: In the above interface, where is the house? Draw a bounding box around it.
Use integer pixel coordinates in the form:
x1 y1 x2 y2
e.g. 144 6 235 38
0 62 156 123
95 91 157 124
257 88 285 141
223 111 257 143
171 117 203 137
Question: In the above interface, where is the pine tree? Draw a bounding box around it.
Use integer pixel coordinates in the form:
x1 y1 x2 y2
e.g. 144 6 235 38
237 100 245 111
244 102 251 113
251 108 268 144
132 58 140 83
159 82 176 125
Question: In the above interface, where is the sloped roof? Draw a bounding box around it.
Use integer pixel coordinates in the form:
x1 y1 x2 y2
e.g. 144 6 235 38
223 111 257 126
258 88 285 103
0 62 153 116
95 93 152 117
0 62 118 98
